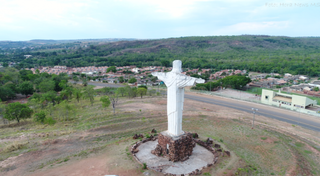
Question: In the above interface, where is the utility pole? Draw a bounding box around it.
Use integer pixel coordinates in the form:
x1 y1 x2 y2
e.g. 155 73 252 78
252 108 258 129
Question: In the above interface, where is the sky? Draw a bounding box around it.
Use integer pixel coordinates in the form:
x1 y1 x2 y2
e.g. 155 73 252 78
0 0 319 41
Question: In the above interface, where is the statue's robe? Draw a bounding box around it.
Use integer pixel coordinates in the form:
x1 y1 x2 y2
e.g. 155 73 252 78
152 72 204 136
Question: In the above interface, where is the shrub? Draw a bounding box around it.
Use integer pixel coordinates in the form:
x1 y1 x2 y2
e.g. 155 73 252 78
34 111 46 123
261 137 267 140
44 117 56 125
304 150 312 154
138 85 148 90
142 163 147 169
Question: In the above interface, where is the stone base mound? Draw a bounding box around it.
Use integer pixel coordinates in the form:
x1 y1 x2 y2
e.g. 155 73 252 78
151 131 195 162
133 140 217 175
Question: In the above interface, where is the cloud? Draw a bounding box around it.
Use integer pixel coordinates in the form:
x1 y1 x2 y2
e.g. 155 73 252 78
232 21 289 31
0 0 96 28
215 21 290 35
0 0 318 40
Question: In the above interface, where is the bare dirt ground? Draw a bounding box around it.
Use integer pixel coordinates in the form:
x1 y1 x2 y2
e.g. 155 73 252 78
219 89 261 101
0 93 320 176
6 94 29 104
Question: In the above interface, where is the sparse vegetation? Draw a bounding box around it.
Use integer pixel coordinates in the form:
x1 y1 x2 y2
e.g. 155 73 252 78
0 87 319 175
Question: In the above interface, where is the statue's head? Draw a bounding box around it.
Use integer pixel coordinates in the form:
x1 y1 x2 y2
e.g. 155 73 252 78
171 60 182 73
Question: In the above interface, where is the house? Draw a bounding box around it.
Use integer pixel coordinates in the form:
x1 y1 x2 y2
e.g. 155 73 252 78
261 89 317 109
132 68 140 73
106 78 116 83
299 76 308 80
24 55 32 59
276 80 287 85
284 73 292 77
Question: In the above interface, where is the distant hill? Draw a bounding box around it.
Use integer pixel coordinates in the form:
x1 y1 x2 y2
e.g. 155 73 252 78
1 35 320 76
0 38 136 49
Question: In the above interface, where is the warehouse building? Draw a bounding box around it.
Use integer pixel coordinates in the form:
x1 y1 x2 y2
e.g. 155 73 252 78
261 89 317 110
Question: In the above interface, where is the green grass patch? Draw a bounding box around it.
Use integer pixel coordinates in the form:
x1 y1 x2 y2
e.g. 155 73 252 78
304 150 312 154
295 142 305 147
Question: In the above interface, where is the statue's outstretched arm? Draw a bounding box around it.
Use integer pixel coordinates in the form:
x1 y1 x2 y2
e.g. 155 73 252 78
195 78 205 84
151 72 166 81
177 76 205 88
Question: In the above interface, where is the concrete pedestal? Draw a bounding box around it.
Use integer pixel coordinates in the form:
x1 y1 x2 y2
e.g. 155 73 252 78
151 131 195 162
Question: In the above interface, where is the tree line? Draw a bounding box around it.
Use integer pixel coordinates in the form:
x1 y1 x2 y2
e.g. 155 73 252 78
192 75 251 91
0 69 158 125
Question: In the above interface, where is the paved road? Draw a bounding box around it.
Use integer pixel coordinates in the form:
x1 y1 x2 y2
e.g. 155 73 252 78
77 81 320 132
185 94 320 132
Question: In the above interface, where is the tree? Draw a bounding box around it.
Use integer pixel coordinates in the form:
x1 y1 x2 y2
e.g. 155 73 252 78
124 85 136 98
73 88 83 103
53 73 69 92
128 77 137 84
161 60 170 67
58 80 68 90
34 111 46 124
41 91 57 106
19 81 34 97
4 102 33 123
118 76 124 83
60 89 69 101
100 96 111 110
0 86 16 100
314 87 319 91
116 87 126 97
109 93 118 115
151 76 158 83
19 70 33 81
39 80 55 93
137 88 147 98
83 87 95 106
4 82 19 93
0 99 7 124
59 100 75 121
28 93 42 112
106 66 117 73
73 76 79 84
102 87 111 95
82 78 88 86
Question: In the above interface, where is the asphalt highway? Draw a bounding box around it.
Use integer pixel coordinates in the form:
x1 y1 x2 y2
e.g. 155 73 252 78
185 94 320 132
77 81 320 132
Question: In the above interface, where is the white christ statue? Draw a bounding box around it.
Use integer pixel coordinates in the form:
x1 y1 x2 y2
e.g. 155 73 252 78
152 60 205 137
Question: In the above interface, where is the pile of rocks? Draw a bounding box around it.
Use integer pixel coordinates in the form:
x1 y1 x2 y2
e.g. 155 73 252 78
193 138 231 158
132 134 144 139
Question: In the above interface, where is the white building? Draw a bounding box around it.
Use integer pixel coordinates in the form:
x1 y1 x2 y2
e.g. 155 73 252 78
261 89 317 109
132 68 140 73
